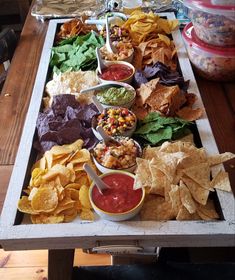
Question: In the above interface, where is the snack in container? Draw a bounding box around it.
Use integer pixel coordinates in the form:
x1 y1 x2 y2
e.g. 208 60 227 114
182 23 235 82
184 0 235 46
95 83 136 108
92 107 137 140
97 60 135 84
89 171 145 221
92 136 142 173
100 41 134 63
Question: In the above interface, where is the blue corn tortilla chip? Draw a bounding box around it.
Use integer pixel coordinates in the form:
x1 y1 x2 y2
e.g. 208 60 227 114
35 95 99 153
133 61 189 91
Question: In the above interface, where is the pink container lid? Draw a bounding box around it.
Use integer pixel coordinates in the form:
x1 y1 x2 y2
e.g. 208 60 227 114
182 22 235 57
184 0 235 16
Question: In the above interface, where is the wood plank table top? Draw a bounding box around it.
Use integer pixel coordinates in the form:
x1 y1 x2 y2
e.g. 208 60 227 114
0 9 234 280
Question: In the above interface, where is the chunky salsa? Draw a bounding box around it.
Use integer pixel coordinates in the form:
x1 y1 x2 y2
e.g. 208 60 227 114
99 64 133 81
92 173 143 213
96 87 135 106
93 137 138 169
97 108 136 135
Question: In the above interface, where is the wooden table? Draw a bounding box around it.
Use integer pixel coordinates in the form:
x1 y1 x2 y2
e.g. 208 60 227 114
0 10 234 280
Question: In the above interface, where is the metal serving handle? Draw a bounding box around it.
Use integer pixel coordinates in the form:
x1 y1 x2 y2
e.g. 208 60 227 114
84 241 160 256
91 245 144 255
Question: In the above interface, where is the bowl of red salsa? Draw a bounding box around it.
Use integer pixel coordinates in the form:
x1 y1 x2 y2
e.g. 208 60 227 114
89 171 145 221
97 61 135 84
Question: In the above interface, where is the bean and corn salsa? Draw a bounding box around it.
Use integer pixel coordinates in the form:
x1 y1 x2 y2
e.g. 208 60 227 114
97 108 136 135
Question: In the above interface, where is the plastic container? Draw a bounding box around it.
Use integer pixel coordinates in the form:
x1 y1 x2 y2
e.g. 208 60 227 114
184 0 235 46
182 23 235 82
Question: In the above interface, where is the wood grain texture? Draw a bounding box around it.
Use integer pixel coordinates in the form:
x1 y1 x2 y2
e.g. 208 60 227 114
0 165 13 213
0 13 48 164
0 267 47 280
0 248 110 267
195 76 235 191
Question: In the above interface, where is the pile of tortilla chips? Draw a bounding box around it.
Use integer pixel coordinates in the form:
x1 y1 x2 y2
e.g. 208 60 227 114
45 70 98 106
134 140 234 221
132 77 203 121
18 139 95 224
56 18 97 41
122 11 178 44
135 36 177 70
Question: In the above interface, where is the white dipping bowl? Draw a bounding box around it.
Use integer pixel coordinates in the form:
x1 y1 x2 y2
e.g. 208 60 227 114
89 171 145 221
95 81 136 109
97 61 135 85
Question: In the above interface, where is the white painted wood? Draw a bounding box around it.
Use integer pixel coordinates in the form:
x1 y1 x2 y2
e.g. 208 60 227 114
0 14 234 251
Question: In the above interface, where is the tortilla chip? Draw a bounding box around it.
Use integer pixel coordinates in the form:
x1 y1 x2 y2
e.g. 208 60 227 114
179 180 197 214
182 176 210 205
140 196 175 220
182 163 211 190
207 152 235 166
176 107 203 121
210 170 232 192
134 158 152 189
169 185 182 216
196 200 220 220
176 206 201 220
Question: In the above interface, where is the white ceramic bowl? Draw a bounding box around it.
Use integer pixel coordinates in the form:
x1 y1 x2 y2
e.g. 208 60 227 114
95 81 136 109
97 61 135 85
89 171 145 221
101 47 134 64
91 108 137 141
92 137 142 174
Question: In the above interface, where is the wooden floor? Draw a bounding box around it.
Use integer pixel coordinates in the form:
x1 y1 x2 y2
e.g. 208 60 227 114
0 249 111 279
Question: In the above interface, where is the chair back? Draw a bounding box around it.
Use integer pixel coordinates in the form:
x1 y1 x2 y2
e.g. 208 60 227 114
0 28 17 65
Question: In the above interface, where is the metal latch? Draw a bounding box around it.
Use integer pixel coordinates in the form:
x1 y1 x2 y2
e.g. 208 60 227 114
91 245 144 255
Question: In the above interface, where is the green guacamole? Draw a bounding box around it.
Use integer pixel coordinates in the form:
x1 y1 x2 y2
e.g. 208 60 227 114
96 87 134 106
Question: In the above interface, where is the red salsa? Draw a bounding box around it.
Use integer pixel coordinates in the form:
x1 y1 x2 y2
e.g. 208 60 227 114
99 64 133 81
92 173 142 213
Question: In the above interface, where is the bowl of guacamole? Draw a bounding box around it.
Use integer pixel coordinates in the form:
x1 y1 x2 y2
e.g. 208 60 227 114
95 83 136 108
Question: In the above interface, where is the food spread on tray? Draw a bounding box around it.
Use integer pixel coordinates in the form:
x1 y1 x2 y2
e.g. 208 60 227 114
17 11 235 224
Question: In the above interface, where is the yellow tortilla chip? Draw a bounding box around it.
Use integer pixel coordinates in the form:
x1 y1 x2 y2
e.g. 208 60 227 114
31 187 58 213
31 214 64 224
79 185 91 209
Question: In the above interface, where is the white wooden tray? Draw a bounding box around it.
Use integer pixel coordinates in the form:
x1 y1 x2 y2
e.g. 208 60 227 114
0 13 234 251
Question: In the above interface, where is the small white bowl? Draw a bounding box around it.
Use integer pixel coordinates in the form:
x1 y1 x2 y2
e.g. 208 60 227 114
97 61 135 85
101 46 134 64
92 138 142 174
95 82 136 109
91 108 137 141
89 171 145 221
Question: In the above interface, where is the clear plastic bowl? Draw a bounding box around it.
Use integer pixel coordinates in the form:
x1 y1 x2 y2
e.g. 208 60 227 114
182 23 235 82
184 0 235 46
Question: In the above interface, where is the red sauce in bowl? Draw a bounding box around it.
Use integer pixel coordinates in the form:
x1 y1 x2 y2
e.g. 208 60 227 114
92 173 142 213
99 64 133 81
